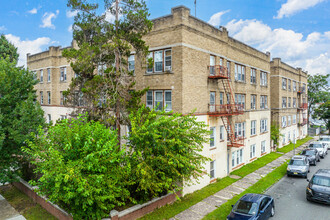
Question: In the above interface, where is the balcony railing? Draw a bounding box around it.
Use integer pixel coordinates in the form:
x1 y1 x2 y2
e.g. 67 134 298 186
298 103 308 109
228 136 245 147
208 104 244 116
208 65 229 79
298 119 308 126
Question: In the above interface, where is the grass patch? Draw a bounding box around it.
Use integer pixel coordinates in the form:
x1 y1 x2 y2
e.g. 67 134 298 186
0 185 56 220
204 161 288 219
277 136 314 153
139 176 237 220
230 152 282 178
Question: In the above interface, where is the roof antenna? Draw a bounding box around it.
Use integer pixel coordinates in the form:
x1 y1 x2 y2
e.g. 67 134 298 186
194 0 197 17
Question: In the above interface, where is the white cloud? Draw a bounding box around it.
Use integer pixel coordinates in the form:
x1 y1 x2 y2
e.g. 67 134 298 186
208 10 230 27
5 34 51 67
28 8 38 14
0 26 6 31
66 10 78 18
225 19 330 75
104 9 123 23
275 0 326 19
40 10 59 29
68 25 73 32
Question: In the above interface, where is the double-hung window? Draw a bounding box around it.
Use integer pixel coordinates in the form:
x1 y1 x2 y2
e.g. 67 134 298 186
235 122 246 138
260 71 267 86
250 68 256 84
288 97 291 108
210 161 215 179
227 61 231 79
293 115 297 124
210 55 215 75
146 53 153 73
40 69 43 82
261 141 266 153
155 90 164 111
47 91 51 105
128 55 135 73
146 91 153 108
282 78 287 89
251 120 256 136
282 97 287 108
293 81 296 91
260 119 267 133
288 79 291 91
232 149 243 167
235 94 245 109
220 125 224 140
60 67 67 81
260 95 268 109
282 116 287 128
154 51 163 72
288 116 291 126
220 92 224 105
250 144 256 158
164 49 172 71
293 98 297 107
251 95 256 110
210 127 216 147
164 90 172 111
47 68 51 82
147 49 172 73
235 64 245 82
146 90 172 111
40 91 43 104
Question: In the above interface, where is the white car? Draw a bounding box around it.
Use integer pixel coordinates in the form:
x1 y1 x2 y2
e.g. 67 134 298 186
319 136 330 150
308 141 327 158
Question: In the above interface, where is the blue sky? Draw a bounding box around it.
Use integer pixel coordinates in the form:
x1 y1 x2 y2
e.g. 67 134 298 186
1 0 330 76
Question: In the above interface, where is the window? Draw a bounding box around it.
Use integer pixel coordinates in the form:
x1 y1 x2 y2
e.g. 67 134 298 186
288 79 291 91
40 69 43 82
260 71 267 86
227 61 231 79
288 97 291 108
251 120 256 136
47 68 51 82
47 114 51 123
146 53 153 73
220 92 224 105
282 97 287 108
232 151 236 167
47 91 51 104
60 67 67 81
282 78 287 89
210 161 215 179
288 132 291 142
128 54 135 73
210 127 216 147
251 95 256 110
32 71 37 80
232 149 243 167
146 90 172 111
288 116 291 126
60 91 67 105
293 98 297 107
250 68 256 84
154 51 163 72
293 81 297 91
226 93 231 104
260 95 268 109
98 64 106 75
282 136 286 145
235 122 246 138
220 125 224 140
235 94 245 109
282 116 287 128
165 49 172 71
261 141 266 153
219 57 223 66
60 115 67 120
74 91 84 106
235 64 245 82
250 144 256 158
40 91 43 104
293 115 297 124
260 119 268 133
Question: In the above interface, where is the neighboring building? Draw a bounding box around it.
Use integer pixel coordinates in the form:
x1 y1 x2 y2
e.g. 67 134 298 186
27 43 77 123
270 58 308 148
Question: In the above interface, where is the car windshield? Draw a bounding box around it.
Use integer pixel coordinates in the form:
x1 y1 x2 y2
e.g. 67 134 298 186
301 151 314 156
312 176 330 187
289 159 305 166
309 144 322 148
320 138 330 141
233 200 258 215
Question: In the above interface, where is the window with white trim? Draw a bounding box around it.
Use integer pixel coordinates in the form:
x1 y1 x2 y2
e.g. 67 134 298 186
293 115 297 124
260 71 267 86
232 149 243 167
261 141 266 153
40 91 43 104
282 78 287 89
209 55 215 75
154 51 163 72
47 68 51 82
98 64 106 75
282 97 287 108
235 94 245 109
220 92 224 105
235 122 246 138
235 64 245 82
47 91 51 105
251 94 256 110
288 97 291 108
288 116 291 126
165 90 172 111
260 95 268 109
251 120 256 136
155 90 164 111
164 49 172 71
60 67 67 81
227 61 231 79
210 127 216 147
128 55 135 73
220 125 224 140
251 68 256 84
146 90 172 111
40 69 43 82
146 53 153 73
47 114 52 123
250 144 256 158
210 160 215 179
282 116 287 128
260 119 268 133
288 132 291 142
282 136 286 145
293 81 297 91
288 79 291 91
293 98 297 107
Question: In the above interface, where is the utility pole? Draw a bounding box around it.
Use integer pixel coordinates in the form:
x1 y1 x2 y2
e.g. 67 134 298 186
194 0 197 17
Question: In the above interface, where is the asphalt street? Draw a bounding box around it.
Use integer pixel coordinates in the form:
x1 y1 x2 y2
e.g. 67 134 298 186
265 150 330 220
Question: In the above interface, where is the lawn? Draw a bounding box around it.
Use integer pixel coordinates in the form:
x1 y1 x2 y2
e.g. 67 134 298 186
277 136 314 153
0 185 56 220
204 161 288 219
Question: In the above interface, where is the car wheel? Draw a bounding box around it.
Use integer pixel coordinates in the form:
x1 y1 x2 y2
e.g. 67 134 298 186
305 174 308 179
308 169 310 173
270 206 275 217
318 158 320 162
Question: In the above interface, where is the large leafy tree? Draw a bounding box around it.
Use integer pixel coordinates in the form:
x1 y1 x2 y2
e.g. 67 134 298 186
24 115 131 219
126 106 211 200
314 101 330 134
308 74 330 121
0 36 45 184
63 0 152 141
0 34 19 63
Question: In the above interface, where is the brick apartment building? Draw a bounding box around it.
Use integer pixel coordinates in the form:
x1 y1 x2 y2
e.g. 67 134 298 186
27 6 307 195
270 58 308 148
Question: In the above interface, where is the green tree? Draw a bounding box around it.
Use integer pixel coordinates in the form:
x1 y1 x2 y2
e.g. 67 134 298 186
270 122 282 150
314 101 330 134
63 0 152 141
0 36 45 184
23 115 130 219
308 74 330 121
126 106 210 200
0 34 19 63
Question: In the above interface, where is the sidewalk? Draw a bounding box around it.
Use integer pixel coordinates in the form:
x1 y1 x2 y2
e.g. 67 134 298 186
0 192 26 220
170 139 314 220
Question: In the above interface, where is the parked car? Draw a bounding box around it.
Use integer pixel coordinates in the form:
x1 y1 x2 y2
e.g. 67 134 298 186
300 149 320 165
319 136 330 150
306 169 330 204
287 156 310 178
227 193 275 220
308 141 327 158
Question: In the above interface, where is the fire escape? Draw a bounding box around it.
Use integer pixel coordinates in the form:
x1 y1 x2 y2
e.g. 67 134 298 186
208 65 244 147
297 85 308 126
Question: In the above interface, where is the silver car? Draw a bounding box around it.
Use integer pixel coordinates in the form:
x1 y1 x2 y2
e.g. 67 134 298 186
308 141 327 158
287 156 310 178
319 136 330 150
